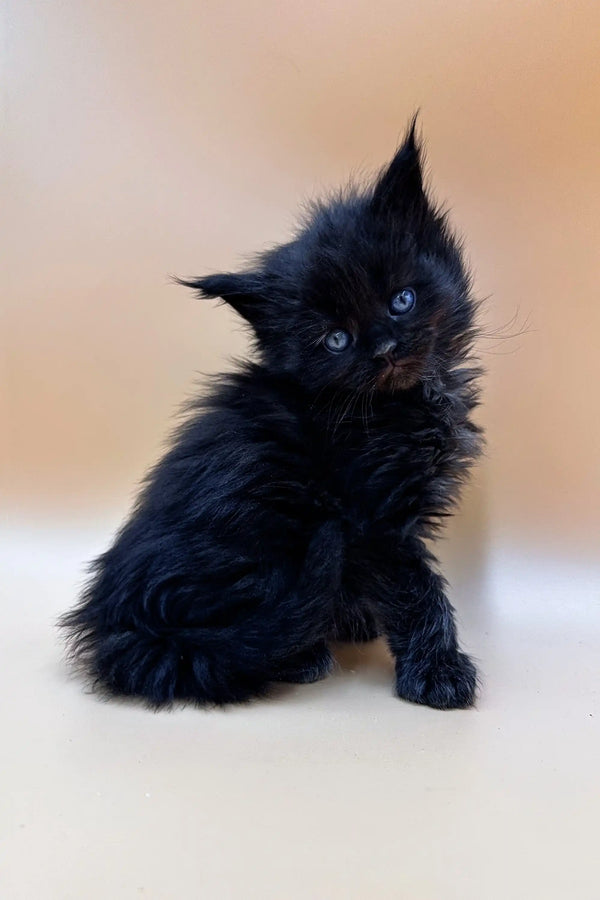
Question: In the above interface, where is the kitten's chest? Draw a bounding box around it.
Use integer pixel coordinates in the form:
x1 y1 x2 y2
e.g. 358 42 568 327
308 420 440 528
299 389 477 536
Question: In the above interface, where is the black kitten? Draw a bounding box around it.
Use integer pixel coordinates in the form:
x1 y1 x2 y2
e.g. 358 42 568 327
61 121 483 709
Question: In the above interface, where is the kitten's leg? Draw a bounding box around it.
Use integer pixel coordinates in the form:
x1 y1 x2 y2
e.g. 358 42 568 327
378 559 478 709
62 519 344 707
273 641 333 684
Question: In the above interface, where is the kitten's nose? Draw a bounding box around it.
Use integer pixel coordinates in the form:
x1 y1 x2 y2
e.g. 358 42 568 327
373 337 397 359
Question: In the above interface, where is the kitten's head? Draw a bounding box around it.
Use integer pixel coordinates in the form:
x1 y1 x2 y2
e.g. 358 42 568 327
183 120 476 396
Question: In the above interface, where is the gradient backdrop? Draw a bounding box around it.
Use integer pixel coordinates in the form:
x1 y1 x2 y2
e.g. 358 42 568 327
5 1 599 566
3 2 600 897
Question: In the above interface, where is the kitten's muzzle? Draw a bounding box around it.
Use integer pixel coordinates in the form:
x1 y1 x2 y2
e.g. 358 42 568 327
375 350 424 390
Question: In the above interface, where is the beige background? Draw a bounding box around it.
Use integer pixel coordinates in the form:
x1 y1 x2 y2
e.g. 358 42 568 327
2 2 599 898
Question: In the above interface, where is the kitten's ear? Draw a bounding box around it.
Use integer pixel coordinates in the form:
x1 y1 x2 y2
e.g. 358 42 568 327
370 116 426 218
177 272 266 324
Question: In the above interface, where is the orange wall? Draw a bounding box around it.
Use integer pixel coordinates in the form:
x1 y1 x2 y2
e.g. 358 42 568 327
4 0 599 556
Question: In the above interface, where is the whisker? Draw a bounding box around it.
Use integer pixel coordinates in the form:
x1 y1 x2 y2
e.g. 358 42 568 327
477 306 534 343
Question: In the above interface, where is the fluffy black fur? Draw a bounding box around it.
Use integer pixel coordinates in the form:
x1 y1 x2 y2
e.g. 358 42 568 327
61 121 483 709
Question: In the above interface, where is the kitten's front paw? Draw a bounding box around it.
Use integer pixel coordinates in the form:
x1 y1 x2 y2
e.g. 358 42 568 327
395 650 478 709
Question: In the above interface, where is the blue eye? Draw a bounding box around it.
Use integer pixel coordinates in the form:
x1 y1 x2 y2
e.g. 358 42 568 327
324 329 351 353
389 288 416 315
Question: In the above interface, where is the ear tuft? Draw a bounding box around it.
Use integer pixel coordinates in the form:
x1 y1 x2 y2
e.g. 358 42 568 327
175 272 265 324
370 114 426 217
176 272 260 299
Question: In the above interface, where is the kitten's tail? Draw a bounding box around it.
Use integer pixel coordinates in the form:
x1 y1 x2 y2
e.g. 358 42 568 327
61 520 344 707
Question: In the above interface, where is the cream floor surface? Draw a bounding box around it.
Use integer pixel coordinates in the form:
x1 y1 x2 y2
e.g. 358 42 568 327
2 524 599 900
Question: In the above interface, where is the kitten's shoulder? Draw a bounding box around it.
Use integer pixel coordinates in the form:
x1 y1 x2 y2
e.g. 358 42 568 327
175 364 304 453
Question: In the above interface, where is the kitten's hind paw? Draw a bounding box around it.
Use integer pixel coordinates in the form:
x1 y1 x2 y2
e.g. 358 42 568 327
273 644 333 684
395 650 478 710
